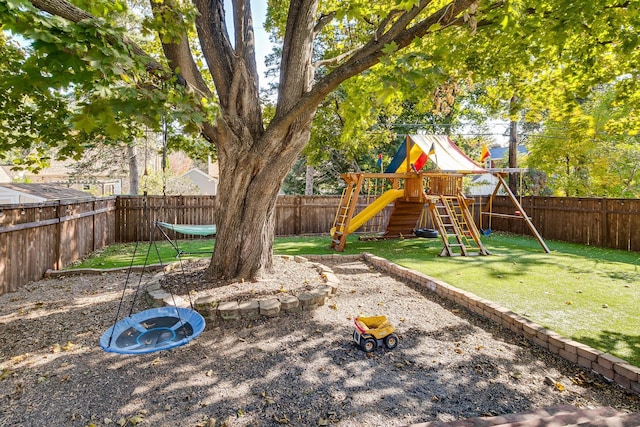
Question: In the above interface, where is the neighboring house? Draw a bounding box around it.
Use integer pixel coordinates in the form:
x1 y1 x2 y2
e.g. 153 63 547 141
488 145 528 165
0 167 11 184
0 183 94 205
0 160 124 196
178 168 218 195
466 174 500 196
466 145 528 196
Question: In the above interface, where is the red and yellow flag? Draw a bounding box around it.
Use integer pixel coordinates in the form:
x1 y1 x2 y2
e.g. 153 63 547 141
479 143 490 163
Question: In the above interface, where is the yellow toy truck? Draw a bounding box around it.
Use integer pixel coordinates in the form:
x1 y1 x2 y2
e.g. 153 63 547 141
353 315 398 352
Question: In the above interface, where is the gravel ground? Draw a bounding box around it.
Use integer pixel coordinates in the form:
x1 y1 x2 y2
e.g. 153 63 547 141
0 256 639 427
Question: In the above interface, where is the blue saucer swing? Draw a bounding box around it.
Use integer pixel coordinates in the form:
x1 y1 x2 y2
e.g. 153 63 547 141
100 307 205 355
100 218 205 355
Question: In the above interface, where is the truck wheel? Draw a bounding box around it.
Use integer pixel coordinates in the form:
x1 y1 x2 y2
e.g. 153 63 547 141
384 333 399 349
361 338 376 353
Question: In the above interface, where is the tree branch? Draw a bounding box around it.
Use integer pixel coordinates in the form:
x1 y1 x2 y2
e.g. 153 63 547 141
29 0 153 65
193 0 263 142
149 0 212 98
276 0 320 115
193 0 235 104
313 48 360 69
313 11 336 35
267 0 480 139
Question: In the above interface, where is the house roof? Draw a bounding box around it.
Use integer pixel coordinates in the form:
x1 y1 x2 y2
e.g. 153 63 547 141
0 183 93 201
0 167 12 183
489 145 528 160
179 168 217 180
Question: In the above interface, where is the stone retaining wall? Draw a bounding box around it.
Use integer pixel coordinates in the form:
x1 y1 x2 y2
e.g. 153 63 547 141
145 255 343 324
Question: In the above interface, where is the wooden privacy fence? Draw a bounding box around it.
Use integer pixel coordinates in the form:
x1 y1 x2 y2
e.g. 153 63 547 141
2 194 640 296
485 196 640 252
113 195 342 242
0 198 116 295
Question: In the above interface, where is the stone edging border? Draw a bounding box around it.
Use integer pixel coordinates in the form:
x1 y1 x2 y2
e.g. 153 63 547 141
144 255 355 324
356 252 640 397
45 263 168 278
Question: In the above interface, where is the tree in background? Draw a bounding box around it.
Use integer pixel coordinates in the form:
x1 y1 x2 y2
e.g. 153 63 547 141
527 88 640 197
1 0 638 284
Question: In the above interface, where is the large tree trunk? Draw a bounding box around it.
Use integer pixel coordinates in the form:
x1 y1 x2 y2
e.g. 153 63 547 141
203 117 314 282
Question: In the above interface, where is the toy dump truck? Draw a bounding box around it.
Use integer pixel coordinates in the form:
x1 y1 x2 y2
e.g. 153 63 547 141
353 315 398 352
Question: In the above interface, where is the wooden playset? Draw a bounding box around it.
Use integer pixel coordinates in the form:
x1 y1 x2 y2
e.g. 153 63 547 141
330 135 549 256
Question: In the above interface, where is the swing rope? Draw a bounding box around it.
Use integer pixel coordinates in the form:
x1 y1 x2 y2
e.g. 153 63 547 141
102 176 203 353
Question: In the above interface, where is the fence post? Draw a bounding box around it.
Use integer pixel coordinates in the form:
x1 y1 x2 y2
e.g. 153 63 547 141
54 201 61 270
600 198 608 248
295 196 301 235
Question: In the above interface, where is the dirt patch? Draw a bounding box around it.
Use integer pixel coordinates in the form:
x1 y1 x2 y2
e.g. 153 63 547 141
160 257 327 303
0 257 638 427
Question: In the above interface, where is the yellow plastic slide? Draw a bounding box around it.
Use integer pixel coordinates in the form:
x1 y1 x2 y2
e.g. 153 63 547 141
347 189 404 234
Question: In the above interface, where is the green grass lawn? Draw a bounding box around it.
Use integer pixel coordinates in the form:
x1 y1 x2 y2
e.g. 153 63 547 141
71 233 640 367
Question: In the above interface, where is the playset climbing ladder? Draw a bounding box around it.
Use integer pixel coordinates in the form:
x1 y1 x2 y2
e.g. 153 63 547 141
331 174 363 251
428 194 489 256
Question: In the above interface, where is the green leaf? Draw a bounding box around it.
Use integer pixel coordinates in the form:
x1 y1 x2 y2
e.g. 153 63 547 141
381 41 398 55
73 115 98 133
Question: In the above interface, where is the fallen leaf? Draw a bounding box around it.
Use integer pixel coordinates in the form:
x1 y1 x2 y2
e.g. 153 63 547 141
129 414 144 425
554 382 565 391
273 414 290 424
62 342 74 351
205 369 213 377
329 303 338 310
510 371 522 379
0 369 14 380
150 357 161 366
565 301 573 305
51 344 61 354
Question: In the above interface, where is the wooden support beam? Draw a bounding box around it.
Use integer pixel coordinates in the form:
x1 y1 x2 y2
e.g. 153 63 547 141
495 175 550 253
